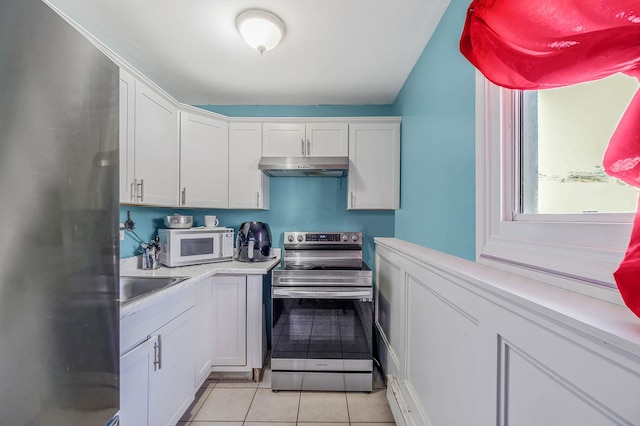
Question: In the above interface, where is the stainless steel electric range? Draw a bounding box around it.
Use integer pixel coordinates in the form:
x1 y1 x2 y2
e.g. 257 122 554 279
270 232 373 392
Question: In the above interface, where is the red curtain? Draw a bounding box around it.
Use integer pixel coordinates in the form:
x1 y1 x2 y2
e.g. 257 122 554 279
460 0 640 317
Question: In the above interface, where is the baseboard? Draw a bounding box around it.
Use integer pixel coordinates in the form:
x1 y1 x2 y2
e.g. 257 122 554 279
386 374 412 426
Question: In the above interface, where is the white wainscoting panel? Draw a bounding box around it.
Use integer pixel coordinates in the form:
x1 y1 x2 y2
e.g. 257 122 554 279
404 272 481 425
375 238 640 426
376 252 406 377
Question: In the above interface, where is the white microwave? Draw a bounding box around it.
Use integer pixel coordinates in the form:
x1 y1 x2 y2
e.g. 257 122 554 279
158 228 234 267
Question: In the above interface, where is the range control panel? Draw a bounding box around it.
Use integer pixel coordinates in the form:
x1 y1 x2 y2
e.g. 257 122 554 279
284 232 362 246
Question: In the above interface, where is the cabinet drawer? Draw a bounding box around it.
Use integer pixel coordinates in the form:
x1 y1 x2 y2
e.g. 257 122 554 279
121 285 195 354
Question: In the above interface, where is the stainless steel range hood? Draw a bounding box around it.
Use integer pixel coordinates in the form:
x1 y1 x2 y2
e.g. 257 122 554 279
258 156 349 177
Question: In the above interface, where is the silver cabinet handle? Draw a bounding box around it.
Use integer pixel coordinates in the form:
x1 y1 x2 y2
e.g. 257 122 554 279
301 138 305 156
153 336 161 371
350 191 355 208
137 179 144 202
181 188 187 206
307 139 311 156
256 191 260 208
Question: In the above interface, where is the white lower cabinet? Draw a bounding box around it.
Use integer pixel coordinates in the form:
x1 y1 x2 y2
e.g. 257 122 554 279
148 309 194 426
193 278 212 389
119 289 195 426
211 276 247 367
210 274 265 376
120 335 155 426
120 273 267 425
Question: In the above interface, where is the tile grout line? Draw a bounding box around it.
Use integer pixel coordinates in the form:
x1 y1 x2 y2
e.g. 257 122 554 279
344 391 351 425
242 385 259 424
184 381 214 423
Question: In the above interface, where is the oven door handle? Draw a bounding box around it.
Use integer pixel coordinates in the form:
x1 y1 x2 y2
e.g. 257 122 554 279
272 287 373 301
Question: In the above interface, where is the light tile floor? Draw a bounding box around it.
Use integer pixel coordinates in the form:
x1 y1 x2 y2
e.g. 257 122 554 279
179 363 395 426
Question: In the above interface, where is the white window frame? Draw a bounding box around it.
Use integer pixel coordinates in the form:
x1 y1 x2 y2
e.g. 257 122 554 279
475 71 632 305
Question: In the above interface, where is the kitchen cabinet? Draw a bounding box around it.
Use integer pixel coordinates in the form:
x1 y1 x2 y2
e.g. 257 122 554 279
120 288 194 426
348 122 400 210
148 309 194 426
119 68 179 206
209 274 266 379
120 335 155 426
228 122 270 209
193 278 212 390
211 275 247 367
119 69 136 204
120 310 193 426
262 122 348 157
179 110 228 208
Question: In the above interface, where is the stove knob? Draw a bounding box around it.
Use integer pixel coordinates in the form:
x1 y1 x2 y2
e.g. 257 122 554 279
351 234 359 242
287 234 294 242
297 234 304 242
341 234 348 242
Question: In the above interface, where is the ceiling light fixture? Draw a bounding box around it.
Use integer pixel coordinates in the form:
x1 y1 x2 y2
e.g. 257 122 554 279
236 9 285 55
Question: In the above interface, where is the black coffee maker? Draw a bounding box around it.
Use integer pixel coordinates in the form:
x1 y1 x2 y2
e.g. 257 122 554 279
236 221 272 262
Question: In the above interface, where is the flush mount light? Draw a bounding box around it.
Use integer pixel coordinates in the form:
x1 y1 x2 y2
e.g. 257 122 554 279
236 9 285 55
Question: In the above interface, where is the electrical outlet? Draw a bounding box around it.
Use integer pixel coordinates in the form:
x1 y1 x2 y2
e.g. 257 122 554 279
119 223 125 241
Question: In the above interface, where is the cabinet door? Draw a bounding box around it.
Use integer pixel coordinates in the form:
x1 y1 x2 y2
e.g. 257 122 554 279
348 123 400 210
229 122 270 209
211 276 247 366
180 112 229 208
149 309 194 426
119 336 156 426
134 81 179 206
306 123 348 157
193 278 212 389
119 69 136 203
262 123 306 157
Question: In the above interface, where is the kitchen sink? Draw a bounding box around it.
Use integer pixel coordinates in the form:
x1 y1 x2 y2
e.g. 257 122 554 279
120 276 190 305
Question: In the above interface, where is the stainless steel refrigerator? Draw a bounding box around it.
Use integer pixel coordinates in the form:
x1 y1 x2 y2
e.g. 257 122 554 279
0 0 119 424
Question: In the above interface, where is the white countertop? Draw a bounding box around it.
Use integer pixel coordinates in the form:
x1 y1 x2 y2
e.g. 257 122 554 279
119 253 281 319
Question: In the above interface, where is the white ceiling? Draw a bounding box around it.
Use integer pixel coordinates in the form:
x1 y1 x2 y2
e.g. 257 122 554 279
47 0 450 106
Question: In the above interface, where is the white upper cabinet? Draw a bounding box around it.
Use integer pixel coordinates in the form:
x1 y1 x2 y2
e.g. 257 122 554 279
348 122 400 210
119 69 136 204
262 123 305 157
119 62 401 211
305 123 349 157
262 122 348 157
229 122 270 209
119 68 179 206
179 111 229 208
134 82 179 206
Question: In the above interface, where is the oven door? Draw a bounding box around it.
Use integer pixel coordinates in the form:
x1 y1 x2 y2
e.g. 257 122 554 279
271 286 373 372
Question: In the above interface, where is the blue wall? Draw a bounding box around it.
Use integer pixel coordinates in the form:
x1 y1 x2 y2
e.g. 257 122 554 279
120 104 395 267
120 178 393 268
391 0 476 260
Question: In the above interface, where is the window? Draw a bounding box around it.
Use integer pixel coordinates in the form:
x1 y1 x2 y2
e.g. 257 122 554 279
520 74 640 215
476 72 634 304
